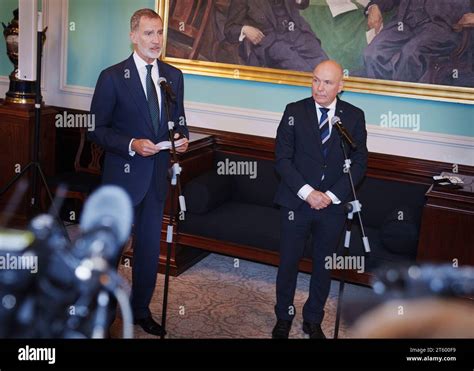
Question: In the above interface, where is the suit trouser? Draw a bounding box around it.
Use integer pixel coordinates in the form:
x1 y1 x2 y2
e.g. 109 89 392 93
275 203 345 324
265 30 328 72
363 20 461 83
131 162 166 319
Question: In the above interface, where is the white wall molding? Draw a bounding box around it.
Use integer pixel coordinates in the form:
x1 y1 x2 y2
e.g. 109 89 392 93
185 101 281 138
366 125 473 166
59 0 69 95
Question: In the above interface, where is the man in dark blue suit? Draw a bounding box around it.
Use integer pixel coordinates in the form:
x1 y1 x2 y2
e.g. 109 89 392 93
89 8 189 336
273 61 368 339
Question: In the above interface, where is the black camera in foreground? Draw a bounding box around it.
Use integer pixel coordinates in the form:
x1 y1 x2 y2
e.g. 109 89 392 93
0 186 134 339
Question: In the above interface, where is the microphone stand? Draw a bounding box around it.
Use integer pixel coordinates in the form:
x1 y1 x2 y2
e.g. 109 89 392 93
160 83 186 339
333 132 370 339
0 15 68 241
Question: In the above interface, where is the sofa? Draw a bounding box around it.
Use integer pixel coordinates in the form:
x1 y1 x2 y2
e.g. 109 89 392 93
179 151 429 280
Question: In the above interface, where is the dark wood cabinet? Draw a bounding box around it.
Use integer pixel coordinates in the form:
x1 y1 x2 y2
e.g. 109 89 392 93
418 174 474 267
0 102 57 226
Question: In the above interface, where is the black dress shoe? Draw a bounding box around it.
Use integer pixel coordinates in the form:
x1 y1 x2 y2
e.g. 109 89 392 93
302 321 326 339
134 316 167 337
272 319 292 339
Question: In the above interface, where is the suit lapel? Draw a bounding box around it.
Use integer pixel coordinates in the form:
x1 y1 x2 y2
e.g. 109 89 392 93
398 0 410 20
122 55 155 135
254 0 277 27
284 0 295 18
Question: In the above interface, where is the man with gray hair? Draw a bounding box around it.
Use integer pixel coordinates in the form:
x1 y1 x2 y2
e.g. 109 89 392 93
90 8 189 336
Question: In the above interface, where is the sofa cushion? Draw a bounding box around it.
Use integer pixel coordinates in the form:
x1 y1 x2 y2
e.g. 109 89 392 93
356 178 428 229
335 225 414 271
180 202 281 251
183 171 233 214
214 153 279 208
380 207 419 257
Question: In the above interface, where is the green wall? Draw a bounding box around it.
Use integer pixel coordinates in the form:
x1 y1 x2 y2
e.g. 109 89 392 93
67 0 154 88
0 0 19 76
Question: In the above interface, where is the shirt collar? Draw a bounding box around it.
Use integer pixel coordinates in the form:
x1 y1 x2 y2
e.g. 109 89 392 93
315 98 337 112
133 51 158 72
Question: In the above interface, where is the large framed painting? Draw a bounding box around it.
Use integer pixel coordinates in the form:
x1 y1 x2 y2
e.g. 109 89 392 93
158 0 474 104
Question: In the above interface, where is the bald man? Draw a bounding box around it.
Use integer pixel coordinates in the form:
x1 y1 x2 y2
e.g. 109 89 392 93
273 61 368 339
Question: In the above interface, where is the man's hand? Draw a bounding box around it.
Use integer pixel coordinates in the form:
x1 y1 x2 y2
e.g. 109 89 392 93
242 25 265 45
367 5 383 33
173 133 189 154
307 191 332 210
131 139 160 157
454 13 474 32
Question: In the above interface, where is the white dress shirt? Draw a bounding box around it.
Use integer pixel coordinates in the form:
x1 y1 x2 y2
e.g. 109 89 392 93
128 52 163 156
297 98 341 205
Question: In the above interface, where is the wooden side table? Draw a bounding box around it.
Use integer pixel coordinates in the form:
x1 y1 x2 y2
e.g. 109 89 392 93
417 174 474 267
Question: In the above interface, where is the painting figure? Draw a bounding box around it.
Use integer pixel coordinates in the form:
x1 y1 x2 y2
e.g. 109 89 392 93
363 0 471 83
224 0 328 71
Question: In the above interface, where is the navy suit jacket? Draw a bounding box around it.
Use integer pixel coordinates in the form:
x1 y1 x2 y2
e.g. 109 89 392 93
368 0 470 26
89 55 189 206
225 0 312 43
274 97 368 212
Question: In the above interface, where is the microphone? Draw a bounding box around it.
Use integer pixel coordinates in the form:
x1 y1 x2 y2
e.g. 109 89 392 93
78 185 133 265
331 116 357 151
158 77 176 102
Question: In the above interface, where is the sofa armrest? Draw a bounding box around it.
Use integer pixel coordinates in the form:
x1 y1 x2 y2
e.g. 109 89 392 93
183 171 233 214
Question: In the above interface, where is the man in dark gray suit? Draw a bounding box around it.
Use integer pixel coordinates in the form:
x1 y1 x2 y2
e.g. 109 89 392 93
224 0 328 71
363 0 471 83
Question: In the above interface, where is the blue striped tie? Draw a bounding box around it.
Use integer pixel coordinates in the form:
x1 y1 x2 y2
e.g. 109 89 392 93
319 108 330 157
146 64 160 135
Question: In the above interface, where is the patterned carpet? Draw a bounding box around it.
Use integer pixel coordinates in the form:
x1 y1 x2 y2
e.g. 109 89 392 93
110 253 371 339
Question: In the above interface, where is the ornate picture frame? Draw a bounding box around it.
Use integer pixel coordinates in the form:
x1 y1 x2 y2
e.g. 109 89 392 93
158 0 474 104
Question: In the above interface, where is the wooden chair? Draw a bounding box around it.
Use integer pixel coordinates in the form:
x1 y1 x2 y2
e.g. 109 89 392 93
166 0 214 60
41 128 103 220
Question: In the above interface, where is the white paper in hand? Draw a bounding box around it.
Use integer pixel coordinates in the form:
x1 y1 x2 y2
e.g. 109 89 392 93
156 137 187 150
326 0 358 17
366 24 383 44
356 0 370 7
366 28 376 44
